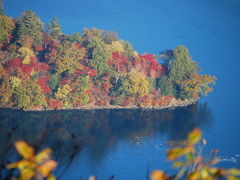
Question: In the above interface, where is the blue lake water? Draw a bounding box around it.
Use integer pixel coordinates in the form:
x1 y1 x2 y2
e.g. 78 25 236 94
2 0 240 179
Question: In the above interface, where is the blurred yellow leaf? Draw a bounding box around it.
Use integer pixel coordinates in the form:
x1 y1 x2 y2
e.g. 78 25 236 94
151 170 168 180
7 160 34 170
187 171 200 180
209 168 218 174
15 141 34 159
188 128 202 145
173 161 185 168
37 160 57 177
7 141 57 180
201 168 209 179
167 147 184 161
35 148 52 162
47 174 56 180
20 168 35 180
7 162 18 169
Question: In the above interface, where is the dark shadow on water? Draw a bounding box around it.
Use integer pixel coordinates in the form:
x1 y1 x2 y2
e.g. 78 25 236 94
0 102 213 179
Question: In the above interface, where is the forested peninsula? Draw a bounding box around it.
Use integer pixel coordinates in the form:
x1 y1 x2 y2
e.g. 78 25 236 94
0 10 216 111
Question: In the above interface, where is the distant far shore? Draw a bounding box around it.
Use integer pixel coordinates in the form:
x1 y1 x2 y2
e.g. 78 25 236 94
0 98 198 112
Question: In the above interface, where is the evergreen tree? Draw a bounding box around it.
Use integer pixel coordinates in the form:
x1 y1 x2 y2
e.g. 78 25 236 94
87 38 111 75
0 14 15 47
0 0 4 15
156 75 175 96
49 17 61 39
69 32 81 42
169 46 198 82
17 10 43 44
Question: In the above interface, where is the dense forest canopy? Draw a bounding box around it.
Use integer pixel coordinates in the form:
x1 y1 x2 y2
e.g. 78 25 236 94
0 10 216 110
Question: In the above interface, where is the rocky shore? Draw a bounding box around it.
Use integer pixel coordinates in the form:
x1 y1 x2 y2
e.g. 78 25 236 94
0 98 198 111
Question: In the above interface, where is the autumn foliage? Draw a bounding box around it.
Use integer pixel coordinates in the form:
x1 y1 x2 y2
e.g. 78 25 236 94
0 11 216 110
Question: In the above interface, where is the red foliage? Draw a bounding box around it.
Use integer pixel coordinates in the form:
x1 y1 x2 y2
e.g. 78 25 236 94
4 58 22 72
75 65 97 77
30 56 38 62
48 99 62 109
109 52 128 73
91 87 110 106
31 62 41 72
121 96 134 106
102 82 109 91
61 79 68 85
133 54 165 78
139 54 158 65
37 77 51 94
87 69 97 77
76 43 83 49
193 92 199 100
75 70 85 75
34 44 43 51
52 42 60 48
86 89 91 94
40 62 49 71
21 64 35 75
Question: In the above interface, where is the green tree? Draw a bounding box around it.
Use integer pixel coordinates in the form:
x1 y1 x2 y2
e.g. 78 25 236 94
15 79 47 110
103 31 118 44
17 10 43 44
169 46 198 82
82 27 103 41
0 0 4 15
72 76 91 106
0 15 15 47
156 75 175 96
87 38 111 75
48 73 60 92
49 17 61 39
56 40 86 74
69 32 81 43
54 84 72 107
124 41 138 58
0 77 13 105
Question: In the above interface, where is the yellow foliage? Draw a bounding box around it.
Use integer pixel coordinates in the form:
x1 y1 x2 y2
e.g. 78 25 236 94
10 76 21 88
178 73 216 96
7 141 57 180
126 69 149 97
55 84 72 99
56 41 86 74
133 50 138 57
18 47 35 64
0 77 13 104
107 40 125 53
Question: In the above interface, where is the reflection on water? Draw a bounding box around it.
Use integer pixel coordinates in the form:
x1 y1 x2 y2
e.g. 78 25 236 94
0 103 213 179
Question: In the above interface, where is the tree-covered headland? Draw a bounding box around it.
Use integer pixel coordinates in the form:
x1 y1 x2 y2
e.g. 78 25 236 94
0 10 216 110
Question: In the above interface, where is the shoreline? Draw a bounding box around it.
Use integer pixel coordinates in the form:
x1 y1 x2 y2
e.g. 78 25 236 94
0 98 198 112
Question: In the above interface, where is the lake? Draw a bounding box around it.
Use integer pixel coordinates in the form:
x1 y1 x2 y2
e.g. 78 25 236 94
0 104 214 179
2 0 240 179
